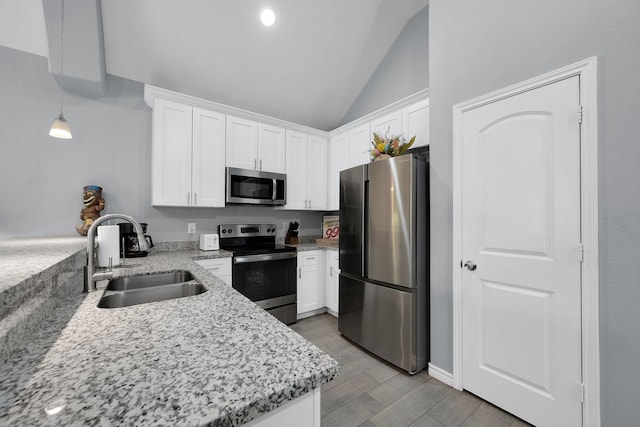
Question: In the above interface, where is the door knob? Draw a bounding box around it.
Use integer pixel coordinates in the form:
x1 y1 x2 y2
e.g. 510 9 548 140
463 260 477 271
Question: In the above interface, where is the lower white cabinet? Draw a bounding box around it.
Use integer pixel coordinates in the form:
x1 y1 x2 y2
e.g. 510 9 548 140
297 251 325 316
196 258 232 286
244 388 321 427
325 250 339 317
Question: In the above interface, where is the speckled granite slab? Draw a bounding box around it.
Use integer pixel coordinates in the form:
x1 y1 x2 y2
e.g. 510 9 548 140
0 249 338 426
0 237 86 321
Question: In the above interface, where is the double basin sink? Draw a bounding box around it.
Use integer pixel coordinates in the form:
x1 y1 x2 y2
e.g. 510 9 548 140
98 270 207 308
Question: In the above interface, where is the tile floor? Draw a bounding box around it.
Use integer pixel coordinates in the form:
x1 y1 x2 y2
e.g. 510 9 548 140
291 314 533 427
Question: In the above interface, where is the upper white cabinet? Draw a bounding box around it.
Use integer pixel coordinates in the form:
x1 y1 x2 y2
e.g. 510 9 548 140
402 98 430 148
151 98 225 207
284 130 327 210
326 133 349 211
371 110 402 139
226 116 285 173
348 123 372 168
258 123 287 173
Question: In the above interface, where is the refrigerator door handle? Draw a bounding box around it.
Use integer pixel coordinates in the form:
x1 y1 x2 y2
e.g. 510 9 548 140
363 178 369 276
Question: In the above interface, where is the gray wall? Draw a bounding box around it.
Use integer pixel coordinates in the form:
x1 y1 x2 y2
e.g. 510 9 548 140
429 0 640 425
340 6 429 124
0 46 324 241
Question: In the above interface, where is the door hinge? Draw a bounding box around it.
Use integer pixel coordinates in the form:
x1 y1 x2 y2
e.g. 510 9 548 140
578 243 584 263
578 105 583 124
579 383 585 403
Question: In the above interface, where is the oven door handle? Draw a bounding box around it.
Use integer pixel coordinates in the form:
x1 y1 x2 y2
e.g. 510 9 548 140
234 252 297 264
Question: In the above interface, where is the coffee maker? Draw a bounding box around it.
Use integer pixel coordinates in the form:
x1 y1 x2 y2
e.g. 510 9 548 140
118 222 154 257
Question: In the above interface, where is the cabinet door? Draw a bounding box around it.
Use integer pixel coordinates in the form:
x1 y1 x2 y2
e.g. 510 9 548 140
325 251 339 316
371 110 402 139
192 108 226 207
258 123 286 173
151 98 193 206
297 251 324 314
284 130 308 210
326 132 349 211
348 123 372 168
402 98 430 148
307 135 327 210
226 115 258 170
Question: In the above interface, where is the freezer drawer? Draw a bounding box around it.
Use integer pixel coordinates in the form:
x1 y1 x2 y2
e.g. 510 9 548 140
338 274 427 374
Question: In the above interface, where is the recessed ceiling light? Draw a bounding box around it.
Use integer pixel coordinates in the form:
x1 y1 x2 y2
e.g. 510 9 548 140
261 9 276 26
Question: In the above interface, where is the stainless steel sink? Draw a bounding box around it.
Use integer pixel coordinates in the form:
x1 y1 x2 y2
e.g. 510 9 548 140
105 270 195 291
97 270 206 309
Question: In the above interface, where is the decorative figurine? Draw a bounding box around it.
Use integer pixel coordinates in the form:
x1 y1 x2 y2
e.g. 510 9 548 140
76 185 105 236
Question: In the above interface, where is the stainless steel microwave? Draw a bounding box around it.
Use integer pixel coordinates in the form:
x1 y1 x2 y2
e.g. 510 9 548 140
226 167 287 206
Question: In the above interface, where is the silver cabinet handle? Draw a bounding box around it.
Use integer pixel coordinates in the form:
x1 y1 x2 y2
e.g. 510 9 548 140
298 267 301 279
306 256 316 260
194 192 198 206
330 266 334 276
187 192 191 205
259 159 262 170
254 158 258 169
464 260 477 271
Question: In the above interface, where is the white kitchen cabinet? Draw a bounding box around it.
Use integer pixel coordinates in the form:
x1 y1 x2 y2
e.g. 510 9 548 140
152 98 225 207
258 123 286 173
325 250 339 317
284 131 327 210
196 258 232 286
348 123 372 168
371 110 402 140
402 98 430 148
326 132 349 211
297 251 325 317
226 116 286 173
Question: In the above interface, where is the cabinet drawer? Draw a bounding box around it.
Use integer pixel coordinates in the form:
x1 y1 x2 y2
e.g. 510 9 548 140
196 258 232 277
297 251 322 267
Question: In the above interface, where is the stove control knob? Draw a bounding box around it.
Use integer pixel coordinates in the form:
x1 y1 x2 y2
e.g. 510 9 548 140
221 229 226 234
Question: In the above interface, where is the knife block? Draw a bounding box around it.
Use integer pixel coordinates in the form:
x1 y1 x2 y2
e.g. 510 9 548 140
285 230 299 245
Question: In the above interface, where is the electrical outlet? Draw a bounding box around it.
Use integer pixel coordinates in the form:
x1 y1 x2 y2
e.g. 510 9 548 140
187 223 196 234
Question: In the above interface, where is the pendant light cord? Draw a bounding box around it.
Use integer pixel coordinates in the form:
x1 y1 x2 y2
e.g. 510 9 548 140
59 0 65 115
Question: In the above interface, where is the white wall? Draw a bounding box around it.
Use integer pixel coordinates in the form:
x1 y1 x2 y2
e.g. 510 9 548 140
429 1 640 425
0 46 325 241
340 6 429 124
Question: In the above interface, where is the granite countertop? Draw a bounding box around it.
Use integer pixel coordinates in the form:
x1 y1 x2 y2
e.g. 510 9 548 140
0 240 339 426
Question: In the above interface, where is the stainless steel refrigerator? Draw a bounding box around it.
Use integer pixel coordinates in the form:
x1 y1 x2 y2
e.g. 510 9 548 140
339 153 428 374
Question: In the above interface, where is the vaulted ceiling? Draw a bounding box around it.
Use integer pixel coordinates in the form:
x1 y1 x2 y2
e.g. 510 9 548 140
0 0 428 130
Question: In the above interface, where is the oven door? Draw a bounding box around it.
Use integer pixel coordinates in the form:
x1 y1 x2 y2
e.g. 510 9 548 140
232 251 297 309
226 167 286 206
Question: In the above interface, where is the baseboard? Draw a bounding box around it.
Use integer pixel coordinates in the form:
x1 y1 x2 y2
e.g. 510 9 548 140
297 307 327 320
428 363 454 387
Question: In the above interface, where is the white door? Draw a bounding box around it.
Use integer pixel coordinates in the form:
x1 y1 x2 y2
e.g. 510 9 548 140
306 135 327 210
192 108 225 207
151 98 193 206
226 115 258 170
371 110 402 139
402 98 429 148
326 132 349 210
461 76 582 426
348 123 371 167
257 123 286 173
285 130 307 210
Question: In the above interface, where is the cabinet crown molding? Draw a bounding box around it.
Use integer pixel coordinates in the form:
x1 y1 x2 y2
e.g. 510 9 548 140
144 84 329 138
330 88 429 136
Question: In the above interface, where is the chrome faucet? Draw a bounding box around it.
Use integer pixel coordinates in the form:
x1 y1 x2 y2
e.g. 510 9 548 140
84 213 149 292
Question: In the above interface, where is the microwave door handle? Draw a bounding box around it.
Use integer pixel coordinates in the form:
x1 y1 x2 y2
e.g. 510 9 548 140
272 178 277 200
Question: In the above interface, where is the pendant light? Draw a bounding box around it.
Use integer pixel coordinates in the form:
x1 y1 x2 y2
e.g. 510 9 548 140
50 0 72 139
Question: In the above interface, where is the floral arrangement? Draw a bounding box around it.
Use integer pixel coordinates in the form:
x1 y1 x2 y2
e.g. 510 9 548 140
370 130 415 161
